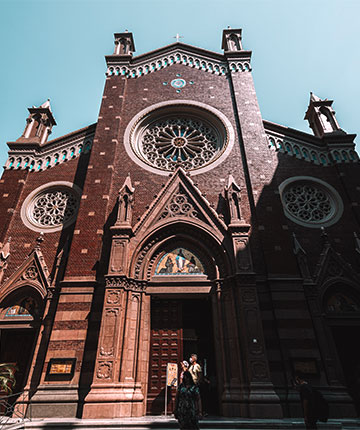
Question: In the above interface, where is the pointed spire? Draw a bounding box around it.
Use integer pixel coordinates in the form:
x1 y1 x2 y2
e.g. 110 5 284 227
119 173 135 195
293 233 306 255
35 232 44 250
225 174 241 192
305 92 344 137
0 237 11 260
310 92 321 102
40 98 52 111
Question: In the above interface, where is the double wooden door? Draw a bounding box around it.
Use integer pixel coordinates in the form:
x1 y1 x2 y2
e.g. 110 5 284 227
147 299 183 415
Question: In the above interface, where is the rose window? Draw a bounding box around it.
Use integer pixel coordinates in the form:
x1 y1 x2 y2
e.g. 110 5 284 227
139 116 224 171
21 182 81 233
280 179 344 227
30 189 78 227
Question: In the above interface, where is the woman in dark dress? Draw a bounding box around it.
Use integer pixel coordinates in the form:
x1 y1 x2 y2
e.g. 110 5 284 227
174 370 201 429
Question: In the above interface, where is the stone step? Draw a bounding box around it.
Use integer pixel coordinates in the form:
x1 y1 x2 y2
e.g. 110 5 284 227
1 417 359 430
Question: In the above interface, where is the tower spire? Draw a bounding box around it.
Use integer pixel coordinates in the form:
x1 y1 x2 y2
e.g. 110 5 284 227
18 99 56 145
304 92 345 137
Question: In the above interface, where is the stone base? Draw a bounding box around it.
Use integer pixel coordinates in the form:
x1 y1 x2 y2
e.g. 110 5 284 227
83 383 145 418
27 384 79 418
248 383 283 418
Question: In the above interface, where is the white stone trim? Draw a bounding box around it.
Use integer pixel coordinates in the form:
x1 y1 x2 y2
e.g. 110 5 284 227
21 181 82 233
106 50 251 78
5 134 94 172
123 100 235 176
266 130 359 166
279 176 344 228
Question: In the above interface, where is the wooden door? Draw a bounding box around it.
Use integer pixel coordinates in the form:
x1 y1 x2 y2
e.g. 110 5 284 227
147 299 182 415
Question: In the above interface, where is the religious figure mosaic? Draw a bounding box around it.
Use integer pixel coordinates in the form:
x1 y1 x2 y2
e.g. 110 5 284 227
326 293 360 314
155 248 205 275
4 297 38 318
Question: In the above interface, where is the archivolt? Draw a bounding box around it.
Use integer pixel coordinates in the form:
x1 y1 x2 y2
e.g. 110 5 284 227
130 221 231 281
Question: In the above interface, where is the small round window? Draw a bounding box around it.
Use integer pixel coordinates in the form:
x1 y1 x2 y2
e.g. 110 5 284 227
21 182 81 233
279 177 343 228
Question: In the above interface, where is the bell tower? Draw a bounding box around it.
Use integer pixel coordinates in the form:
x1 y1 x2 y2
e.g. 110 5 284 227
18 99 56 145
304 92 344 137
113 31 135 56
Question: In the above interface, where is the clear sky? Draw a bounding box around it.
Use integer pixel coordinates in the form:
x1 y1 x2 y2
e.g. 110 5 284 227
0 0 359 169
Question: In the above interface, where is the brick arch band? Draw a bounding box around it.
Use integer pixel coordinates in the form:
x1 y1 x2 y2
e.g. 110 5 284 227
131 222 230 281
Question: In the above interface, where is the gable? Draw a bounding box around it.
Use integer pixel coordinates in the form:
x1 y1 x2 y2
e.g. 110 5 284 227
133 167 227 237
106 43 251 79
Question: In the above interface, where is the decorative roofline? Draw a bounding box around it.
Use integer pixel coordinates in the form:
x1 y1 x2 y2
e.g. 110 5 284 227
265 124 359 166
106 43 252 78
4 124 96 172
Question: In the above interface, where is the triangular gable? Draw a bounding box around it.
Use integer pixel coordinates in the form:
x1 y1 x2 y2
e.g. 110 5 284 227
133 167 227 237
314 242 360 286
0 248 51 302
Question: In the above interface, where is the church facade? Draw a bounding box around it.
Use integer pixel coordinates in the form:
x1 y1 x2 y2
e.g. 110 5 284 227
0 29 359 419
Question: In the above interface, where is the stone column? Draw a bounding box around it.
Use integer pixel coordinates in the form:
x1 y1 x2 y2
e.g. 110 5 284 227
83 277 148 418
236 279 283 418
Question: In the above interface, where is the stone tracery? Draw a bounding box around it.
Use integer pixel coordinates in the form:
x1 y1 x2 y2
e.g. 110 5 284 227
140 116 223 171
283 183 332 223
31 189 79 227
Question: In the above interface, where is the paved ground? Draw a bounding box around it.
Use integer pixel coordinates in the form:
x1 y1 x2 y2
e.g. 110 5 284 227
0 416 359 430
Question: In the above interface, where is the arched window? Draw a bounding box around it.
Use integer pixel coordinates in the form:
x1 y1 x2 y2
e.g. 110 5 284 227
154 248 206 276
324 285 360 315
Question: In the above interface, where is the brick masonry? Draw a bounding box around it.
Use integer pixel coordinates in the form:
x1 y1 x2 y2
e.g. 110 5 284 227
0 29 359 420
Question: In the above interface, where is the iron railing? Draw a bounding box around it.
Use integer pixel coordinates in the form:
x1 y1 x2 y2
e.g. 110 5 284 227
0 391 30 429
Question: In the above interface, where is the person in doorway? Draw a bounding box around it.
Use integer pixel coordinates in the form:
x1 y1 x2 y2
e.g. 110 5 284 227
189 354 203 385
294 373 318 429
174 370 201 429
179 360 189 384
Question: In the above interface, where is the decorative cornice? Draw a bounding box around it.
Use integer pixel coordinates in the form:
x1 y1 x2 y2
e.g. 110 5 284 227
4 124 96 172
105 275 147 292
265 126 359 166
106 43 251 79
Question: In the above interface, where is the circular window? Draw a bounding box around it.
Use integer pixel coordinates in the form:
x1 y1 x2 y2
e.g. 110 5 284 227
124 101 235 175
21 182 81 233
279 177 343 228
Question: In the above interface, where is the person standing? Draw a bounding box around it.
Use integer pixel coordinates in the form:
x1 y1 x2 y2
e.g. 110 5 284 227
179 360 189 384
294 374 318 429
174 371 201 430
189 354 203 385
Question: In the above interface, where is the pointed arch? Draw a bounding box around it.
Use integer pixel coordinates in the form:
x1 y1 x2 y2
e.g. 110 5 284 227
130 220 232 281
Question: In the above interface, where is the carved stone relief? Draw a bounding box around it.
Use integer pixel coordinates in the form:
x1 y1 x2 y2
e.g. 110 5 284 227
251 360 268 379
106 289 122 305
110 239 127 273
100 308 119 357
97 361 113 379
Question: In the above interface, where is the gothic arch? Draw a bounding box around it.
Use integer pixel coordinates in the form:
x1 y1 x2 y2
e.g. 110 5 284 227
320 279 360 316
130 220 231 281
0 285 45 322
0 279 47 305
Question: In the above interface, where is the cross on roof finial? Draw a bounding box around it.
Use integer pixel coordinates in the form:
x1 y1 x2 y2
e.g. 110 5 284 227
173 33 183 42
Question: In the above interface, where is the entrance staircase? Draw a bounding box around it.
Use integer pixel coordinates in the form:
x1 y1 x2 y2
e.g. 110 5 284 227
1 416 359 430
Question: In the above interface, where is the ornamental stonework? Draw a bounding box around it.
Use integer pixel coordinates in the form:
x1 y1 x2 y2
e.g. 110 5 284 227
159 192 198 220
139 116 223 172
31 189 78 227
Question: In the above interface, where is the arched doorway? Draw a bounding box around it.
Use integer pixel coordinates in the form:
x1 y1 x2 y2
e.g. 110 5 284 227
323 284 360 416
140 238 225 416
0 287 44 405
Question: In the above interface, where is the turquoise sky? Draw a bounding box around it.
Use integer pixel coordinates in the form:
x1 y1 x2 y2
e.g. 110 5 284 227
0 0 359 169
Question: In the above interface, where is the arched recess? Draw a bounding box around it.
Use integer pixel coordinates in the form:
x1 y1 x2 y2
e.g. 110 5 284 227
320 280 360 416
131 220 232 281
130 220 232 415
0 285 45 399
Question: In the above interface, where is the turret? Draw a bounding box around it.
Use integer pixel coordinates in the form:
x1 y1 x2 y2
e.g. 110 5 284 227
304 92 345 138
18 99 56 145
